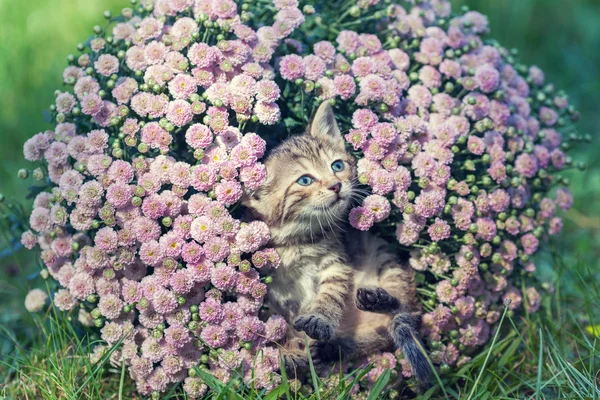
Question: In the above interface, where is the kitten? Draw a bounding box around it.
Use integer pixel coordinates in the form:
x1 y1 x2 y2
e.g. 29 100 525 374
243 102 429 384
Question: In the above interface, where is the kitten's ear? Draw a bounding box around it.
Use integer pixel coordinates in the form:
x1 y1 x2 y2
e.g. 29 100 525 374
308 101 343 144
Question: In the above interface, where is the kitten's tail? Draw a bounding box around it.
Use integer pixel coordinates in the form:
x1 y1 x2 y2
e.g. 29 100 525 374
391 312 431 387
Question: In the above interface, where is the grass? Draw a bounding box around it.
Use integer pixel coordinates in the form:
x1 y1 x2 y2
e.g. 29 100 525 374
1 245 598 399
1 0 599 398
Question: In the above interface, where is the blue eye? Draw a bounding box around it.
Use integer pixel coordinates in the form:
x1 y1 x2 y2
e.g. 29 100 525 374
297 175 313 186
331 160 345 172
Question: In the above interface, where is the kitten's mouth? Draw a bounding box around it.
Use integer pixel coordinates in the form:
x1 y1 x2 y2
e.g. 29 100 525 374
320 195 347 209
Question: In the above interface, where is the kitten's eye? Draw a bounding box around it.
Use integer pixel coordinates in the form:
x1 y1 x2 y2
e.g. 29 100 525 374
331 160 345 172
296 175 313 186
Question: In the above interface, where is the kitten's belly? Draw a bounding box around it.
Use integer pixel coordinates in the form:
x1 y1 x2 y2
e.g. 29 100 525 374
338 269 393 335
266 264 318 321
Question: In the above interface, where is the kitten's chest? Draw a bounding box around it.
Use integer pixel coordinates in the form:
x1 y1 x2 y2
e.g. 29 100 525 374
267 244 330 318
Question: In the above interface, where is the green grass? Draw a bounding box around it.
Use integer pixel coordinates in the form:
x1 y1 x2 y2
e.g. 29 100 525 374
1 0 599 399
1 251 598 399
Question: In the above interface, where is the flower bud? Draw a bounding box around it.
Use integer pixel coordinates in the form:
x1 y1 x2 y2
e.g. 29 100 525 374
17 169 29 179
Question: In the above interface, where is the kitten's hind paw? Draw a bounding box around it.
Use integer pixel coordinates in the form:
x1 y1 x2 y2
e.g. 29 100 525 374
311 338 354 364
356 287 400 313
293 313 335 341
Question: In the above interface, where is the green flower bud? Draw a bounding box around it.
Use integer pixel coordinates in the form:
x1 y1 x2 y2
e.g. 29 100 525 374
239 259 251 272
17 169 29 179
492 253 502 264
468 223 478 233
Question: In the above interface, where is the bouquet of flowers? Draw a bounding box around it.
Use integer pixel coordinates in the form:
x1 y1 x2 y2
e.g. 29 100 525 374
15 0 582 397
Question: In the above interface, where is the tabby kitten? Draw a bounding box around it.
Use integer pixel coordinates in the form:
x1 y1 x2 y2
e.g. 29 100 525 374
243 102 429 384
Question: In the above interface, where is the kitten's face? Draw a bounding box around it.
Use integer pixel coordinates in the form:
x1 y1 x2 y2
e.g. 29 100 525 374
245 103 356 236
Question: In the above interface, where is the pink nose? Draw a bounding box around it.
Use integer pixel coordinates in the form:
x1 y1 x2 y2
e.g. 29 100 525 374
328 182 342 194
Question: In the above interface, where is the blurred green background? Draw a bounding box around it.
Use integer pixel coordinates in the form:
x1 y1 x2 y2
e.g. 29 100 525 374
0 0 598 311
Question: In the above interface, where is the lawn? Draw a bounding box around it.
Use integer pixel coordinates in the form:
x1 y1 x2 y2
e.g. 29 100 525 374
0 0 599 398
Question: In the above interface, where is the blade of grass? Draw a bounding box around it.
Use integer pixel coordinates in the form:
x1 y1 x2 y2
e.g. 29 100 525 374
466 304 509 400
536 327 543 400
366 369 390 400
303 335 321 400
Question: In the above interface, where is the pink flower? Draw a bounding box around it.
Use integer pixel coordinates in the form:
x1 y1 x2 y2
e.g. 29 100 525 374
94 54 119 76
214 180 243 206
278 54 304 81
191 165 217 191
254 102 281 125
428 218 451 242
200 325 228 348
236 315 265 341
166 100 193 127
168 74 197 100
349 207 375 231
362 195 391 223
303 55 326 81
475 64 499 93
199 298 224 324
185 124 213 149
235 221 270 253
333 74 356 100
211 264 238 290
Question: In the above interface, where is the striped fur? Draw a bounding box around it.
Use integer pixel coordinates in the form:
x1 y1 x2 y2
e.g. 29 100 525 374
243 103 429 385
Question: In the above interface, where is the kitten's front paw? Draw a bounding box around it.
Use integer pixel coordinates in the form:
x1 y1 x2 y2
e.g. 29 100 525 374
356 287 400 313
293 313 335 341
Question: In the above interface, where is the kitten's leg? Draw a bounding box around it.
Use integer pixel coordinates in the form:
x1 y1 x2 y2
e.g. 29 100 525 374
356 255 418 313
311 326 392 364
356 287 400 313
280 337 310 377
294 261 354 341
359 262 430 387
376 262 419 312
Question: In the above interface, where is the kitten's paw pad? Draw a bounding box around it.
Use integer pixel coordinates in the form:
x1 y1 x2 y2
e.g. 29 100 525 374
293 314 335 341
356 287 399 312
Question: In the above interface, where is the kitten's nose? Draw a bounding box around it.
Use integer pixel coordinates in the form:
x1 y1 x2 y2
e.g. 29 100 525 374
328 182 342 194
